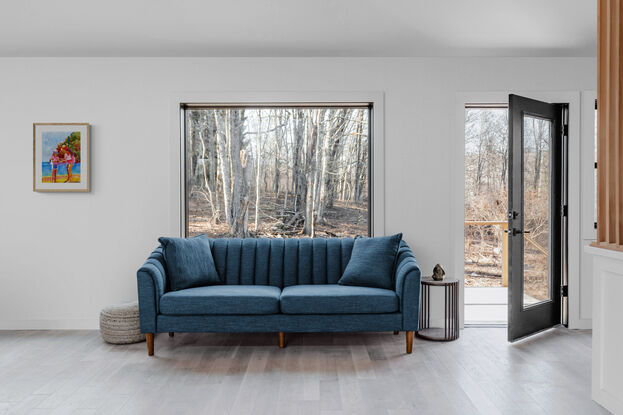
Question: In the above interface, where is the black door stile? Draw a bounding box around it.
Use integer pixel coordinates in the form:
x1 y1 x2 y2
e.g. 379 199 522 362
507 94 565 342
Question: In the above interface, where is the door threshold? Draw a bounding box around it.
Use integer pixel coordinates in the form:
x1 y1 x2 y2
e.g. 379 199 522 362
464 323 508 328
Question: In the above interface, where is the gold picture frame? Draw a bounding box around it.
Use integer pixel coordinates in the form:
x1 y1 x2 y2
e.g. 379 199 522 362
33 123 90 192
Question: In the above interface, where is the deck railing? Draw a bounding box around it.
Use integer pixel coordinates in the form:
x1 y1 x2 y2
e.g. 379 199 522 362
464 221 508 287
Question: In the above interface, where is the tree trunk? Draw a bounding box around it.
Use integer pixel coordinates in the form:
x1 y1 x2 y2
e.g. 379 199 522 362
228 109 250 237
214 111 233 229
292 110 306 214
316 109 332 221
353 110 364 203
198 129 218 221
272 110 281 197
209 117 220 221
254 112 263 232
533 119 543 191
304 110 320 235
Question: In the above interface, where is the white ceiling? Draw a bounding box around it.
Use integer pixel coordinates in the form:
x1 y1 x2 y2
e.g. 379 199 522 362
0 0 596 57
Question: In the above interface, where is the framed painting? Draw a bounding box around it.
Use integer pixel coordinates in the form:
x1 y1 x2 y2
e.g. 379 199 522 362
33 123 90 192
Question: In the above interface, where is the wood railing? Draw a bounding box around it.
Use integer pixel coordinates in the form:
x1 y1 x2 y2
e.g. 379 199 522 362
465 221 508 287
465 221 550 288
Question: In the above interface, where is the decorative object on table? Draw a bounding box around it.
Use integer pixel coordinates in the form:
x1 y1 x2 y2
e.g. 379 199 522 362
431 264 445 281
417 277 459 341
33 123 90 192
99 301 145 344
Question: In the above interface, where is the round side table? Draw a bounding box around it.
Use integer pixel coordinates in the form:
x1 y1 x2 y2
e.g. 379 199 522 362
417 277 459 341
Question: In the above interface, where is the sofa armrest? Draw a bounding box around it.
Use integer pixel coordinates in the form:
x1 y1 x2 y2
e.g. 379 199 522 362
136 246 167 333
394 241 422 331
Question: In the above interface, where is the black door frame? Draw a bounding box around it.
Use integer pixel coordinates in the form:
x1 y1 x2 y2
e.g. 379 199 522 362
507 94 567 342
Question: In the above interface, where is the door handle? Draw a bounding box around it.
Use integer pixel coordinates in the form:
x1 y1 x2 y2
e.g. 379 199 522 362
504 228 530 236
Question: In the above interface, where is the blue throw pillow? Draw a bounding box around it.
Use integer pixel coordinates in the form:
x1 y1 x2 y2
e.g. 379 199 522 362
158 234 221 291
338 233 403 290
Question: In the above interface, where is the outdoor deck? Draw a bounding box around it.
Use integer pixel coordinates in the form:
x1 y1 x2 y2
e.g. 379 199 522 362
465 287 508 325
465 287 541 325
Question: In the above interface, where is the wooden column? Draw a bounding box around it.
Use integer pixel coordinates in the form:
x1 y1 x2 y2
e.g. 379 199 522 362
594 0 623 251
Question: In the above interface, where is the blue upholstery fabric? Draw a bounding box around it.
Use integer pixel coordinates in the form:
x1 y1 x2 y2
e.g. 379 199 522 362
338 234 402 290
136 237 421 335
394 240 422 331
280 284 398 314
136 247 167 333
208 237 357 288
158 235 220 291
160 285 281 315
157 313 402 333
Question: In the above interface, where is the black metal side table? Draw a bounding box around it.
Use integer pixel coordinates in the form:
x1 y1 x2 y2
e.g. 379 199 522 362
417 277 459 341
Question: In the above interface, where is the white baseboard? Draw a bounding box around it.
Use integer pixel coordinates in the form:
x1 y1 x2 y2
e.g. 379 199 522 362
0 318 99 330
569 318 592 330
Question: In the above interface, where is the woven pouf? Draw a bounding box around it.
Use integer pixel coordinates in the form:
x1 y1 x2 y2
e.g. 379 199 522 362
99 301 145 344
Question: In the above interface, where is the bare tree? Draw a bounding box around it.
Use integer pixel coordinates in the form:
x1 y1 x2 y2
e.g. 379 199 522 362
185 107 370 238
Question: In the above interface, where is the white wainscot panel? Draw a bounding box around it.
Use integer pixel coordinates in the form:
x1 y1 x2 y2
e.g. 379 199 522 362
586 245 623 414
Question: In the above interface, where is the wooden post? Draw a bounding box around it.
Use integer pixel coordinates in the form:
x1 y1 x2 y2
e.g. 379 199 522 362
593 0 623 251
406 331 414 354
146 333 154 356
278 332 285 348
502 222 509 287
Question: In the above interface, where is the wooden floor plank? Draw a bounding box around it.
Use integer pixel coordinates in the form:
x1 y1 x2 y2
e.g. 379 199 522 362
0 328 609 414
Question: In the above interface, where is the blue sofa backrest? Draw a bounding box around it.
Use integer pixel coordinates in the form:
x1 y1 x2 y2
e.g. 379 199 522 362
151 237 412 291
208 238 355 288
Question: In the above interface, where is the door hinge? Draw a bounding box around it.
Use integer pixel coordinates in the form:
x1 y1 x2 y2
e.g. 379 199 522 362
563 124 569 136
561 285 568 297
561 205 568 217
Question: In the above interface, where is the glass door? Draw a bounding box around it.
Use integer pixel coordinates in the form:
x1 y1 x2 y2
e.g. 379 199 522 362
507 94 566 342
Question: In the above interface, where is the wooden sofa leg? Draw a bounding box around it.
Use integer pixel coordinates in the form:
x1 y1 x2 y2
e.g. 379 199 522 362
278 332 285 348
394 331 399 335
169 332 174 337
146 333 154 356
406 331 414 354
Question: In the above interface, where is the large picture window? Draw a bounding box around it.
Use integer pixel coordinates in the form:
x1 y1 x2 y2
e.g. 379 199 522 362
183 105 371 238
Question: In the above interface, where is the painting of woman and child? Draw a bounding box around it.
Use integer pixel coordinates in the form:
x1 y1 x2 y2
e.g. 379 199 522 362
42 131 81 183
33 123 89 192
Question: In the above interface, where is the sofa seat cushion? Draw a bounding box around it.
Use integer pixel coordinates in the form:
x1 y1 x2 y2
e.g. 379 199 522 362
280 284 398 315
160 285 281 315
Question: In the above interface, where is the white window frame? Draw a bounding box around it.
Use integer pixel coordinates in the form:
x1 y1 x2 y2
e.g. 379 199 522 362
169 91 385 238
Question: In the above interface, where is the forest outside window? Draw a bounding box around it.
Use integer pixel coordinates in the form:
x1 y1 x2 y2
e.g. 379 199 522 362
183 105 371 238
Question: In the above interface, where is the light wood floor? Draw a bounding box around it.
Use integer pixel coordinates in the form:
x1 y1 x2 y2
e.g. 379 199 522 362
0 327 609 415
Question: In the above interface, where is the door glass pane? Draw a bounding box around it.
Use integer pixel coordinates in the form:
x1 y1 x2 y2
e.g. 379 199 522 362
523 116 551 307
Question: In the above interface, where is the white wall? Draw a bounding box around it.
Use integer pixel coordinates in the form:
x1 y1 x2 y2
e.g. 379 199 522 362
0 57 595 329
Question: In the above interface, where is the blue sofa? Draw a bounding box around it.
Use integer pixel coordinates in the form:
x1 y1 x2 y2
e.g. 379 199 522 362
137 237 421 355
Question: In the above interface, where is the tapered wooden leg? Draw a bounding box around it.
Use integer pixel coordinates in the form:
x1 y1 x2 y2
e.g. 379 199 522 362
394 331 399 335
169 332 174 337
406 331 414 354
278 332 285 348
146 333 154 356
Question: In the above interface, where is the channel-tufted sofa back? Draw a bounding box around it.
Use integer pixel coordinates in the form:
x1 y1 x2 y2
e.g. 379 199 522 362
208 238 355 288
